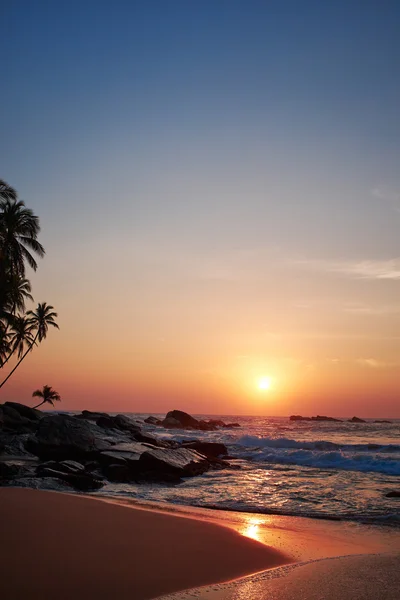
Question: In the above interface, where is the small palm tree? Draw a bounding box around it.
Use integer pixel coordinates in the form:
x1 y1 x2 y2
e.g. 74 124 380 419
32 384 61 409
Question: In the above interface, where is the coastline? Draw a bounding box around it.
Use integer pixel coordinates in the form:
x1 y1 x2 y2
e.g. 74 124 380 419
1 488 399 600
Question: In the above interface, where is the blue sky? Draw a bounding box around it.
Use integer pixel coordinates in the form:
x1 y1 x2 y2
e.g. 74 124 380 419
1 1 400 414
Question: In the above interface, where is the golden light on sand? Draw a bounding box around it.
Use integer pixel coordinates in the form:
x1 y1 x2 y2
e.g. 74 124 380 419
257 376 273 391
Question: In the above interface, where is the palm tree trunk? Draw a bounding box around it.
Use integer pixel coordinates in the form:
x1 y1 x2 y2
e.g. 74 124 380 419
0 332 38 389
32 400 45 409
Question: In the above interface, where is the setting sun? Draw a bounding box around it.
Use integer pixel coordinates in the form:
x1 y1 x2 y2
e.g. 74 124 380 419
257 376 273 391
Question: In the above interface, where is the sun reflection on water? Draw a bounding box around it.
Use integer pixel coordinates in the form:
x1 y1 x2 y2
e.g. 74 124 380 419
241 515 271 543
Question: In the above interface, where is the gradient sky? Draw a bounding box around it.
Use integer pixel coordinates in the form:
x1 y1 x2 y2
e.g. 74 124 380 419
1 1 399 416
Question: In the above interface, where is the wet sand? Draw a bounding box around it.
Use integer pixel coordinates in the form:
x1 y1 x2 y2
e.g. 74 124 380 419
1 488 398 600
0 488 289 600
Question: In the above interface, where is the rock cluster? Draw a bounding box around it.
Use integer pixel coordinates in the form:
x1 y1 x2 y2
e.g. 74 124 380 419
0 404 234 492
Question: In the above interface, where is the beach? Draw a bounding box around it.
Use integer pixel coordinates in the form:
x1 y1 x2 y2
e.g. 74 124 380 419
1 488 399 600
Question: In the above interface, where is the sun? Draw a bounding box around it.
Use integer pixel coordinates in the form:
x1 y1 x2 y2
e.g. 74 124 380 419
257 376 273 391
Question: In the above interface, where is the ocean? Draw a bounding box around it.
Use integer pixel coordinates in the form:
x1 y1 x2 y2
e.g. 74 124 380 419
96 414 400 526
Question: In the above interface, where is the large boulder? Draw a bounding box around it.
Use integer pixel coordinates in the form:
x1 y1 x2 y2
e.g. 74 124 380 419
78 410 109 421
162 417 182 429
181 441 228 458
97 414 141 435
4 402 42 421
349 416 366 423
164 410 200 429
26 414 113 460
139 447 209 478
0 404 38 433
36 467 103 491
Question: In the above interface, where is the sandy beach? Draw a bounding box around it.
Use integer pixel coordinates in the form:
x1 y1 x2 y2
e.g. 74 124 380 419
1 489 399 600
0 488 289 599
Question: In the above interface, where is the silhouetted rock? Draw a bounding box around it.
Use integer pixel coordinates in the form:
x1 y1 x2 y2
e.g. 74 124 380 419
4 402 42 421
144 416 162 425
0 404 38 433
96 413 141 435
374 420 392 424
224 422 241 428
78 410 109 421
162 417 183 429
6 476 73 491
165 410 200 429
290 415 342 422
348 416 366 423
386 491 400 498
181 441 228 458
26 414 113 460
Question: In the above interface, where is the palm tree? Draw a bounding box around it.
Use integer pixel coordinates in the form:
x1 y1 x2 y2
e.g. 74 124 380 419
0 185 44 324
0 179 17 202
0 195 45 277
0 302 59 389
32 384 61 409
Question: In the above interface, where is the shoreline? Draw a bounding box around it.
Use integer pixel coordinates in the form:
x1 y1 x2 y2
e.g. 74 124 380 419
2 488 399 600
0 488 291 600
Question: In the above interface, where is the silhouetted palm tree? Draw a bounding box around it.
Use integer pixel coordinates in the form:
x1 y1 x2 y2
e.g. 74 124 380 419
32 384 61 409
0 179 17 203
0 196 45 276
0 302 59 389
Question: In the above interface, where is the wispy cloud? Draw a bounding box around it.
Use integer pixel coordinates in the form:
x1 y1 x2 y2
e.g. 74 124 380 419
356 358 399 369
293 257 400 280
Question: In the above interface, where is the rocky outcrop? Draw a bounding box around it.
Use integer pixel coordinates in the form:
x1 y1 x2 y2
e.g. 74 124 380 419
290 415 342 422
181 441 228 458
0 403 233 491
374 420 392 424
26 414 114 460
160 410 241 431
348 416 366 423
0 403 39 433
139 447 209 478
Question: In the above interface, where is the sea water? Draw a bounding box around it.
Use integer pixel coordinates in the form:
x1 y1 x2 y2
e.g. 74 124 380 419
98 415 400 526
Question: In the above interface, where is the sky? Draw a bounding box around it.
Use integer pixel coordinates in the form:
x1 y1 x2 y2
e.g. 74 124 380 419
1 1 399 416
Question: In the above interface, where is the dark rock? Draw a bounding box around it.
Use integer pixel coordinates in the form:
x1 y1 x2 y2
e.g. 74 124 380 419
165 410 200 429
0 461 36 483
97 414 141 435
0 462 23 481
386 491 400 498
78 410 109 421
26 414 113 460
7 476 73 491
374 420 392 424
37 460 85 475
139 447 209 477
4 402 42 421
224 422 241 428
144 416 162 425
0 404 38 433
134 431 171 447
36 467 103 491
197 420 218 431
0 432 36 457
98 442 148 467
181 441 228 458
290 415 342 422
348 416 366 423
162 417 182 429
103 463 132 482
